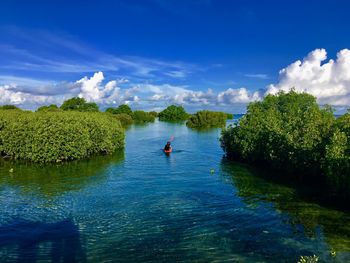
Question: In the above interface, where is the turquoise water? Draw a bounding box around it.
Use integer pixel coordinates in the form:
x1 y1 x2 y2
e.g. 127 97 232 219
1 120 350 262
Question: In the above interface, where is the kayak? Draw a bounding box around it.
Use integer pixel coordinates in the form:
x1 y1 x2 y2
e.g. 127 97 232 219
164 148 172 153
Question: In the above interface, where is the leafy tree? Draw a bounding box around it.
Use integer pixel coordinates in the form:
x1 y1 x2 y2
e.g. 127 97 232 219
158 105 189 121
37 104 61 112
60 97 99 112
106 104 133 116
186 110 227 129
323 113 350 195
0 105 21 110
226 113 234 119
113 113 134 127
133 110 155 123
221 90 335 178
149 111 158 118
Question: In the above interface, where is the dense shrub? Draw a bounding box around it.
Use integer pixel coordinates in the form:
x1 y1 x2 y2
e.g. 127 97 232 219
0 110 124 163
220 91 335 178
186 110 227 128
37 104 62 112
60 97 99 112
323 113 350 194
113 113 134 127
226 113 233 119
149 111 158 118
158 105 189 121
106 104 133 116
0 105 21 110
133 110 155 123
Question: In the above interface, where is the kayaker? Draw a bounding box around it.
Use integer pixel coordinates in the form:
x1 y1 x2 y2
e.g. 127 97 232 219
164 141 172 152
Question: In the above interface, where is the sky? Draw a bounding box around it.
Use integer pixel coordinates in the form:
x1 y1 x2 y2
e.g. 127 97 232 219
1 0 350 113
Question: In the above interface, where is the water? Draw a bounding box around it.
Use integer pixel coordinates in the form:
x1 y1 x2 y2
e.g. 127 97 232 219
1 120 350 262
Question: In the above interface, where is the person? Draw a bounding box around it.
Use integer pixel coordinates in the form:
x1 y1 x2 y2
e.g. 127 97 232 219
164 141 172 151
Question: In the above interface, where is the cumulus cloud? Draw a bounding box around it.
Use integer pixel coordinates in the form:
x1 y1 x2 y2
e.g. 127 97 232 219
0 71 261 110
266 48 350 106
3 48 350 112
217 88 261 104
77 71 105 101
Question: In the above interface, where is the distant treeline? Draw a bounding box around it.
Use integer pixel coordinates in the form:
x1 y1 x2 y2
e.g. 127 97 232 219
0 97 234 162
156 105 233 128
0 98 234 129
220 90 350 199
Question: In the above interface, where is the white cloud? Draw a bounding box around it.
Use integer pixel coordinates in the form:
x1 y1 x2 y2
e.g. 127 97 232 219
77 71 105 101
3 48 350 112
266 48 350 106
217 88 261 104
0 85 25 104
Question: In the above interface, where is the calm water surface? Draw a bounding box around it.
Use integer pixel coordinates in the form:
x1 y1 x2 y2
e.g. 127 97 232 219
1 120 350 262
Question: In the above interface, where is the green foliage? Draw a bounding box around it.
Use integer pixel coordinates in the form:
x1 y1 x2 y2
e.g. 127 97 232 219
186 110 227 129
0 105 21 110
323 113 350 194
297 255 319 263
0 110 124 163
113 113 134 127
37 104 62 112
158 105 189 121
106 104 133 116
220 91 335 178
60 97 99 112
149 111 158 118
133 110 155 123
226 113 233 119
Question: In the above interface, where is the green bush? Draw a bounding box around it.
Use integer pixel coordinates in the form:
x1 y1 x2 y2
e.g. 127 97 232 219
186 110 227 129
106 104 133 117
37 104 62 112
158 105 189 121
0 105 21 110
114 113 134 127
323 113 350 194
226 113 234 119
0 110 124 163
133 110 155 123
220 91 334 177
149 111 158 118
60 97 99 112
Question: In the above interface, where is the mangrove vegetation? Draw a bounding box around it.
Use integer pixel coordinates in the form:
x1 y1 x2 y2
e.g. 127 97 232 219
220 90 350 199
186 110 228 129
158 105 189 122
0 110 124 163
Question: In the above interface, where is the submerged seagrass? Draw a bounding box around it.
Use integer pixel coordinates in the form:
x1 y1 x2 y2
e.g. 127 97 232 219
0 110 124 162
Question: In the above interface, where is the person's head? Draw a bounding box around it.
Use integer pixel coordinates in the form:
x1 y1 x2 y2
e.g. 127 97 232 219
166 141 171 145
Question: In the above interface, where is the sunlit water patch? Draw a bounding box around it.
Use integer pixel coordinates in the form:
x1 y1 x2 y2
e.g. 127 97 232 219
1 119 350 262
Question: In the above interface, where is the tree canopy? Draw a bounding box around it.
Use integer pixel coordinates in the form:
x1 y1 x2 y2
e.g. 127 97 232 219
186 110 227 129
221 90 350 198
60 97 99 112
158 105 189 121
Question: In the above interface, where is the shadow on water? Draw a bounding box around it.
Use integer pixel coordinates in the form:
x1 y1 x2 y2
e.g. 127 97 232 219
0 218 85 263
220 159 350 260
0 151 124 197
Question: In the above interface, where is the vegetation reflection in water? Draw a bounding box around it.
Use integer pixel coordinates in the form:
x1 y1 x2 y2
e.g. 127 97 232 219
220 160 350 261
0 120 350 262
0 151 125 197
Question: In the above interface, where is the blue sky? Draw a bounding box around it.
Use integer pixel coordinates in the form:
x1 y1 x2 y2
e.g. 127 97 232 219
1 0 350 112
